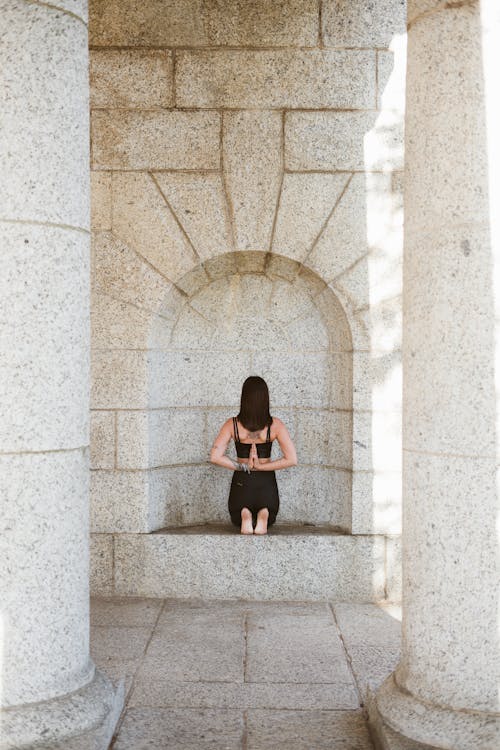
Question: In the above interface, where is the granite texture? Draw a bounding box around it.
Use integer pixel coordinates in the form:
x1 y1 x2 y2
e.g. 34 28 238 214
153 173 234 261
322 0 407 48
1 223 90 452
222 111 282 251
90 534 114 596
90 49 173 109
89 0 320 47
114 530 387 600
90 410 115 469
0 1 90 229
91 231 174 317
176 50 375 109
272 173 348 261
90 468 151 532
91 110 220 170
285 112 381 172
111 171 198 283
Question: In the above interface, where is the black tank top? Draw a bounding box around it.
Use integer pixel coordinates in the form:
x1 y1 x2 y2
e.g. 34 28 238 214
233 416 273 459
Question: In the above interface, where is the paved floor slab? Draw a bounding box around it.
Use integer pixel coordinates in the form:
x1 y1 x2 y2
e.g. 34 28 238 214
89 597 402 748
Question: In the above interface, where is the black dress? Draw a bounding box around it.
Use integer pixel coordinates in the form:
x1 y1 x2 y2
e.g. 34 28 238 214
228 416 280 527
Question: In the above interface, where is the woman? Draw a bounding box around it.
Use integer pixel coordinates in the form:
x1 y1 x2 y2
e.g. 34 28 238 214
210 376 297 535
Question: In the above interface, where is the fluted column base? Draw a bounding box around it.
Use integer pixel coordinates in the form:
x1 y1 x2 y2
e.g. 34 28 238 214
0 667 125 750
367 672 500 750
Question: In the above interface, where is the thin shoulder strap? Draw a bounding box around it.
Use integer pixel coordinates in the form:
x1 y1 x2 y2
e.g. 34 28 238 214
233 416 240 441
267 420 271 441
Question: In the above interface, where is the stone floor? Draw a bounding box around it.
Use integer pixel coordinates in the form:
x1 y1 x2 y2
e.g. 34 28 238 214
90 597 402 749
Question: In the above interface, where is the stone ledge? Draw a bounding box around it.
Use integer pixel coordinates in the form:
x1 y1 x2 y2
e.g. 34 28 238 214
113 527 388 600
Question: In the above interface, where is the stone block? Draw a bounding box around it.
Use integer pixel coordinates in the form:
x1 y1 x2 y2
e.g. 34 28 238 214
148 350 252 407
129 679 359 711
234 251 268 273
0 223 90 452
294 409 352 469
89 0 210 46
91 110 220 170
283 312 330 351
90 349 149 409
91 291 166 350
332 602 402 648
176 49 375 109
272 173 348 262
111 172 198 283
268 277 317 324
277 465 352 527
175 263 211 297
90 410 115 470
111 707 244 750
253 351 352 409
285 112 378 171
223 111 282 251
150 464 231 527
313 286 353 351
90 0 319 47
90 50 173 109
265 253 301 282
90 596 163 628
247 708 374 749
141 606 244 682
116 409 207 468
90 534 114 596
322 0 407 48
204 252 239 279
345 645 402 698
90 468 151 533
114 531 387 600
305 174 368 284
188 275 234 324
1 2 89 228
168 304 216 349
246 612 351 684
91 171 112 231
407 0 445 26
153 173 234 261
91 232 174 317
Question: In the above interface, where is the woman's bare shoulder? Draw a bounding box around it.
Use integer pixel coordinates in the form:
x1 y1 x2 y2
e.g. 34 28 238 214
271 416 287 431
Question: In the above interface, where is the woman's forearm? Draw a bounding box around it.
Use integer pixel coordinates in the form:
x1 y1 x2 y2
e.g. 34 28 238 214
256 457 297 471
210 455 247 471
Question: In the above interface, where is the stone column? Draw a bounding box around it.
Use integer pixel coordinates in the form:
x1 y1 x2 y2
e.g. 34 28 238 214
0 1 123 747
369 1 500 748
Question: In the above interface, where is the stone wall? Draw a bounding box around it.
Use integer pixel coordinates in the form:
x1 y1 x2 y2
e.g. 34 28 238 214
88 0 406 576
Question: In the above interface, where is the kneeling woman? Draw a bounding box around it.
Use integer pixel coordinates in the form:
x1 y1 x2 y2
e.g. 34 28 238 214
210 376 297 535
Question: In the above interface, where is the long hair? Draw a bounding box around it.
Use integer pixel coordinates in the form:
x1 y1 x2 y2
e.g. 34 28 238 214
237 376 272 432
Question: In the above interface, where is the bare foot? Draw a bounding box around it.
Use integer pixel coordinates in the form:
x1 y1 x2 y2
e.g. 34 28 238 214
240 507 254 535
254 508 269 535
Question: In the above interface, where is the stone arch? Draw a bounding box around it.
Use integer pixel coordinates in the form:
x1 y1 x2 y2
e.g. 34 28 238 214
143 251 353 530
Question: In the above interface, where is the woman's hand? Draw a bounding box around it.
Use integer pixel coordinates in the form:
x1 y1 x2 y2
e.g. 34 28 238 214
249 442 260 470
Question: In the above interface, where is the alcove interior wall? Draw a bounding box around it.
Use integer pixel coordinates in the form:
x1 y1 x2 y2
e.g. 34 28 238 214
140 251 353 529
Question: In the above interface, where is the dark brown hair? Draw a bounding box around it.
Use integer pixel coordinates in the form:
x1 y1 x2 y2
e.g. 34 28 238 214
237 376 272 432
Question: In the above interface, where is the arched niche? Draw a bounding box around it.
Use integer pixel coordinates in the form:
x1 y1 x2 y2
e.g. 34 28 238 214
144 251 353 530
